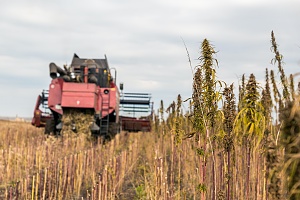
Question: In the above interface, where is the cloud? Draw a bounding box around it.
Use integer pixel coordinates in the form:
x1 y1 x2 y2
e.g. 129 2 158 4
0 0 300 117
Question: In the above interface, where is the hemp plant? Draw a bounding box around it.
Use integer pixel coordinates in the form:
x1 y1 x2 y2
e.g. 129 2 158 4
222 83 236 200
234 73 265 200
192 38 223 200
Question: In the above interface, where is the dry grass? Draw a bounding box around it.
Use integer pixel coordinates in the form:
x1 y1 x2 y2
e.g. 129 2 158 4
0 120 139 199
0 120 203 199
1 33 299 200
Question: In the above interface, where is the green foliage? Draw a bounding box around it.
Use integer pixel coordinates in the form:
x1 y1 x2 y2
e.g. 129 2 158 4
192 38 223 135
238 74 246 111
271 30 290 102
160 100 164 122
222 84 236 152
261 68 272 122
289 74 295 101
196 183 207 194
196 147 205 156
270 69 281 105
134 184 147 200
280 100 300 200
234 74 265 147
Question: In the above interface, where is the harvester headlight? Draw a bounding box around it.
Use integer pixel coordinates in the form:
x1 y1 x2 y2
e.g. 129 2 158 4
104 89 109 94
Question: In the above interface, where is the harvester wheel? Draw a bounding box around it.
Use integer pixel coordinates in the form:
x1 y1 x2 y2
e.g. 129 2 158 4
108 123 120 138
45 119 55 135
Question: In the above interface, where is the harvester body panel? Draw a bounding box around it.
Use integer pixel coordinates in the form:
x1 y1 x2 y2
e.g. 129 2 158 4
61 82 98 109
48 78 63 115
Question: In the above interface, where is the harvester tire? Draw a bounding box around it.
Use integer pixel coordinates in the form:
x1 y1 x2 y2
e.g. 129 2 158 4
45 119 55 135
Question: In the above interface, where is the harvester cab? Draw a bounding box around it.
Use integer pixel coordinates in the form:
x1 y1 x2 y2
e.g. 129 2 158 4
32 54 152 139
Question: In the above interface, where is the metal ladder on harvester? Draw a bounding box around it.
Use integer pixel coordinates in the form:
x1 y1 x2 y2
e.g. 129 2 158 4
100 91 110 136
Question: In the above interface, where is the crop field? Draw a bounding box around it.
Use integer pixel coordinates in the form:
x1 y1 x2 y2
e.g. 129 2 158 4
1 32 300 200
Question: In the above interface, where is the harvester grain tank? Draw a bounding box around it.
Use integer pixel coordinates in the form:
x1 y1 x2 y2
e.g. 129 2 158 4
31 54 152 138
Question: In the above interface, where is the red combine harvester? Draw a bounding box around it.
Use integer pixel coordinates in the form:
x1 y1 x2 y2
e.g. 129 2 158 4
31 54 152 139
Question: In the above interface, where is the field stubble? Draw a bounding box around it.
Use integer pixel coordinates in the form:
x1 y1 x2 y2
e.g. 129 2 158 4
0 120 201 199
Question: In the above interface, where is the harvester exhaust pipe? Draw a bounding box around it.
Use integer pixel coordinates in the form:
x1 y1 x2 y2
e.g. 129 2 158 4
49 63 58 79
49 62 67 79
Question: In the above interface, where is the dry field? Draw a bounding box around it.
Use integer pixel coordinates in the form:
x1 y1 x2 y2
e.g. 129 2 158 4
0 120 151 199
0 119 208 200
1 32 300 200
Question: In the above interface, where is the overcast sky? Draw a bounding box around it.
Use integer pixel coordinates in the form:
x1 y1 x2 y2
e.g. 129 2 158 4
0 0 299 118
